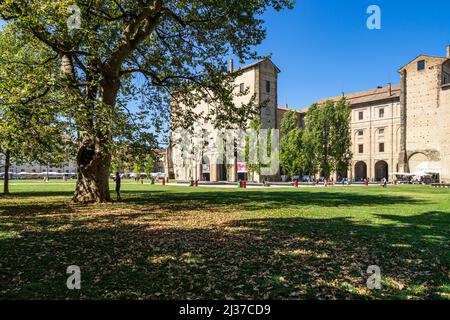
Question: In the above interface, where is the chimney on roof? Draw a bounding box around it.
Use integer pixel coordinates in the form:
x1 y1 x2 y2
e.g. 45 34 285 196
446 45 450 59
229 59 234 73
388 83 392 96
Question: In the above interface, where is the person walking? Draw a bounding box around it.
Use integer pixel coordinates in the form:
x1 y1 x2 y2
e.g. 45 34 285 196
114 172 122 201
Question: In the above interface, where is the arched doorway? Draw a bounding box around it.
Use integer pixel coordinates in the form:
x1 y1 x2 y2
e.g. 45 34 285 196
408 152 428 174
201 156 210 181
408 152 441 181
354 161 367 181
375 161 388 181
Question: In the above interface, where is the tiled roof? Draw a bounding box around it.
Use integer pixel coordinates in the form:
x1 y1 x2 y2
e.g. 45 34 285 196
153 148 167 154
317 84 400 106
397 54 447 71
236 58 281 73
276 107 306 114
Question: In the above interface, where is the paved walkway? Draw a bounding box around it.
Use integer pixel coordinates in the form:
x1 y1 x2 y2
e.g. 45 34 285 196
7 181 384 189
165 182 379 189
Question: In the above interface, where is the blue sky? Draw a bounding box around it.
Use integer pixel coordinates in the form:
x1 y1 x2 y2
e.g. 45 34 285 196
238 0 450 109
2 1 449 111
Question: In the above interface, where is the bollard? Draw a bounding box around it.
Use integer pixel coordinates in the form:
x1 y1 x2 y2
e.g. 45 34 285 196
166 177 169 184
162 178 166 186
242 180 247 189
294 179 299 188
238 180 242 188
194 180 199 187
190 179 194 187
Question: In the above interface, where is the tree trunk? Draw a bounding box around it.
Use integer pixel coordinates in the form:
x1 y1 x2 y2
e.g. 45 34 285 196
3 149 10 194
71 77 119 203
72 138 112 203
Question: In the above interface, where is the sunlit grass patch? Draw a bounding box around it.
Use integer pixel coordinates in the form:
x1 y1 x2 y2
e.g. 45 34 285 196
0 183 449 299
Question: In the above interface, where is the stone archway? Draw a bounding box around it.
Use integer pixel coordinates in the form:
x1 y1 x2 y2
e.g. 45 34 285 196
375 160 388 181
354 161 367 181
408 152 442 176
201 155 211 181
408 152 428 174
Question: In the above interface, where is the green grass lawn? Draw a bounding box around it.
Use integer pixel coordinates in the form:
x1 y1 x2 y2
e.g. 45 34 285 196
0 181 449 299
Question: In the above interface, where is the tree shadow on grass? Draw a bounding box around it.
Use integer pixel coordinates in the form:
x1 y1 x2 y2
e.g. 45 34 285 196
1 191 75 197
0 206 448 299
124 189 424 212
0 189 423 218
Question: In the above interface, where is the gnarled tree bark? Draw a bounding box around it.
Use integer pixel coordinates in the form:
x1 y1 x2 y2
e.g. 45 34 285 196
60 53 115 203
72 138 112 203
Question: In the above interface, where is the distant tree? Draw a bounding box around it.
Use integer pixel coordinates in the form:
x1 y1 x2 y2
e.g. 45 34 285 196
280 110 298 134
306 102 333 178
111 136 155 176
279 111 303 177
110 162 119 175
133 162 141 179
144 154 156 176
303 98 352 179
331 98 353 179
245 119 262 181
0 25 72 194
300 128 317 176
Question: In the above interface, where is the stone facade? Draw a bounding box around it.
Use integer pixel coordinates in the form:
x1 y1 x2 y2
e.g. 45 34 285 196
317 85 402 181
168 46 450 183
315 47 450 182
401 53 450 182
0 159 77 178
170 59 280 182
3 49 449 182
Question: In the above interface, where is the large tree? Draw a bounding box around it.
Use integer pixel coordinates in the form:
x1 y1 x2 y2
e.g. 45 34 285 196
279 110 303 177
331 98 352 180
306 102 333 178
1 0 294 202
304 98 352 179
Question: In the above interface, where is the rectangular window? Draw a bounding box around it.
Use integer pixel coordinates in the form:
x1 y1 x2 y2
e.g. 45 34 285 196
417 60 425 71
358 130 364 136
266 81 270 93
358 111 364 120
379 128 385 135
379 143 385 153
358 144 364 154
239 83 245 93
379 108 384 118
